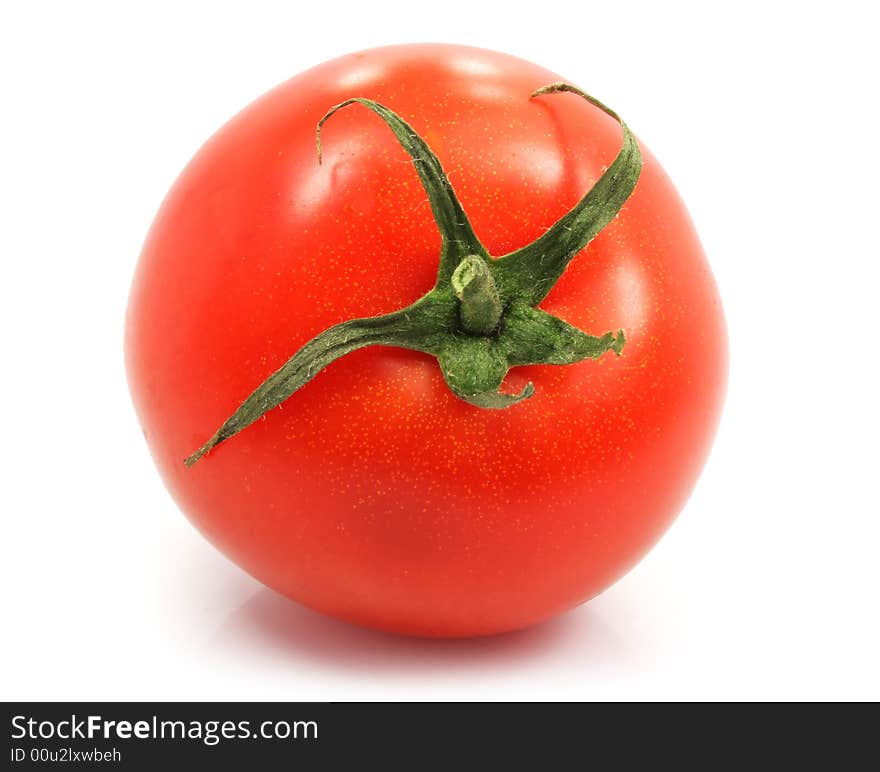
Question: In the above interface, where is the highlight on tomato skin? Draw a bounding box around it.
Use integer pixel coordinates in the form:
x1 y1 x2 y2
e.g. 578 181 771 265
125 43 727 638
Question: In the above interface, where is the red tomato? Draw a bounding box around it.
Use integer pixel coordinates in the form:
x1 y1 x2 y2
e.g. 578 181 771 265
126 44 726 637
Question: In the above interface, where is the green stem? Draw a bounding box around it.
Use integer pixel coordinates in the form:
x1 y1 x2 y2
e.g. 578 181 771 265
451 256 503 335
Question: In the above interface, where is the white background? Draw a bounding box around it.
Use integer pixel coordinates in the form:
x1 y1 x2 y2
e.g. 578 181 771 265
2 1 878 701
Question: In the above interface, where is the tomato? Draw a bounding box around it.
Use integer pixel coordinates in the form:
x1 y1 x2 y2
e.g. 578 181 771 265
126 44 726 637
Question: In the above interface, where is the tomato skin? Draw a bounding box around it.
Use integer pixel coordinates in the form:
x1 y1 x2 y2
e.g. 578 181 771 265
126 44 726 637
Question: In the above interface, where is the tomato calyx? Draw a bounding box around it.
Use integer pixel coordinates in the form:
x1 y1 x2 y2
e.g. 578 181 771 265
184 83 641 467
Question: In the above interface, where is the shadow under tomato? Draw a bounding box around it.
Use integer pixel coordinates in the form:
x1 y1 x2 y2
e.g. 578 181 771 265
212 586 634 676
